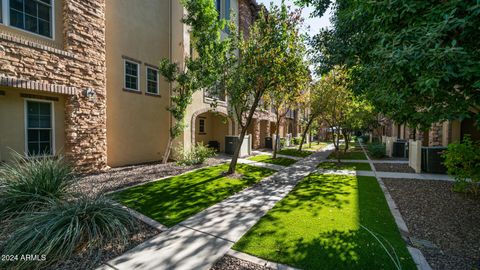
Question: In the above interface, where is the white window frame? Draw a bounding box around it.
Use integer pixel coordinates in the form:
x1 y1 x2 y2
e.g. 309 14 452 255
24 98 55 157
145 66 159 95
199 118 206 134
1 0 56 40
124 59 140 92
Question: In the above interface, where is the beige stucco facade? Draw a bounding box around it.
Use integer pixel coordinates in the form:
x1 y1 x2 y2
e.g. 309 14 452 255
0 0 303 171
0 88 65 161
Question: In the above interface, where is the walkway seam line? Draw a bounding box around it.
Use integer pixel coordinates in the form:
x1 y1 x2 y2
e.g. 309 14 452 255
178 224 235 244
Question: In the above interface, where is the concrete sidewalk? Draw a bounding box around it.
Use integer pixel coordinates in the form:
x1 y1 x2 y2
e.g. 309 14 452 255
99 145 334 270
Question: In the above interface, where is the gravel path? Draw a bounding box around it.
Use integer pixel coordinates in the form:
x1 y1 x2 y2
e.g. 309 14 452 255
374 163 415 173
384 178 480 270
74 157 228 196
211 255 271 270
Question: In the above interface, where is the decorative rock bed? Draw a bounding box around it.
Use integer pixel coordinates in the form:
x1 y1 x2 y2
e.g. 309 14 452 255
384 178 480 270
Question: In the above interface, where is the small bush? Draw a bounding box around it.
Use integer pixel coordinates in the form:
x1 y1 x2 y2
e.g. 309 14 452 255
1 196 135 270
367 143 386 158
177 143 216 166
442 136 480 194
0 154 76 218
292 137 302 145
279 138 287 148
359 135 370 143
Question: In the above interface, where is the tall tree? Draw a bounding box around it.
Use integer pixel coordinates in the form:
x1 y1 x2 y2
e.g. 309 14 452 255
266 61 309 159
159 0 229 163
225 2 307 174
297 0 480 127
298 81 324 151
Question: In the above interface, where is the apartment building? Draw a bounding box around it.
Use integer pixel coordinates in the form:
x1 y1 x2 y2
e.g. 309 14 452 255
0 0 301 172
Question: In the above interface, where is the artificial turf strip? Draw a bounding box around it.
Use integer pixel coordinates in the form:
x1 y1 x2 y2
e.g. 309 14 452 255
302 142 328 151
248 155 297 166
277 149 313 158
233 174 415 270
317 161 372 171
328 150 367 160
111 164 275 227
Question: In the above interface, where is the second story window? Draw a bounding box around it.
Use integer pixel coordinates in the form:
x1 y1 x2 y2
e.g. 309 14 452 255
215 0 230 21
124 60 139 91
146 67 159 95
9 0 53 38
0 2 3 24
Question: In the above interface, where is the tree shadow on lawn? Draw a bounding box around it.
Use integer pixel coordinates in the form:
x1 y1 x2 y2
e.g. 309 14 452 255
234 174 415 270
110 164 275 227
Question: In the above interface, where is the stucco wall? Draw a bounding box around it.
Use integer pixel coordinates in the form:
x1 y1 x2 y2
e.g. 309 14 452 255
0 88 65 162
105 0 171 167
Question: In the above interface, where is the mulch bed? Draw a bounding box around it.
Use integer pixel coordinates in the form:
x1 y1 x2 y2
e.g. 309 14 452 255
374 163 415 173
384 178 480 270
211 255 271 270
75 157 227 196
50 220 160 270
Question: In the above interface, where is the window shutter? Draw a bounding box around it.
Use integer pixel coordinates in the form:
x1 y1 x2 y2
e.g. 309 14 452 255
225 0 230 20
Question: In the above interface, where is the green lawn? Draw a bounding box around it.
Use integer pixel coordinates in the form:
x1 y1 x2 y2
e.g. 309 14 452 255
317 162 372 171
278 149 313 158
233 174 415 270
111 164 275 227
301 142 329 151
328 150 367 160
248 155 297 167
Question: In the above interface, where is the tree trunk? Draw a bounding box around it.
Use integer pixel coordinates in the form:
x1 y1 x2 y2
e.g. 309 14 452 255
335 129 341 162
273 120 281 159
227 126 248 174
162 136 174 164
298 117 314 151
227 94 262 175
343 130 350 154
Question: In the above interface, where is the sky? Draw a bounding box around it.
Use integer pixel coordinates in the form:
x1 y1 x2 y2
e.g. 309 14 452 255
255 0 333 37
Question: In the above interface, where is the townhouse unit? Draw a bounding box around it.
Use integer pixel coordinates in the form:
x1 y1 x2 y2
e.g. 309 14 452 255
0 0 301 172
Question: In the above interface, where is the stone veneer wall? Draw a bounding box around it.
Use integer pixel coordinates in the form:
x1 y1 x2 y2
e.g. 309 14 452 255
239 0 260 37
428 122 443 146
0 0 107 173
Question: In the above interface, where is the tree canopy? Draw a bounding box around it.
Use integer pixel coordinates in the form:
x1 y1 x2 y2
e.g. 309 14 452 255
297 0 480 127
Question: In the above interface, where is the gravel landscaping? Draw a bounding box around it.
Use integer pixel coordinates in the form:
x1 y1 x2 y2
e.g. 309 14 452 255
384 179 480 270
374 163 415 173
74 157 228 196
211 255 271 270
50 220 160 270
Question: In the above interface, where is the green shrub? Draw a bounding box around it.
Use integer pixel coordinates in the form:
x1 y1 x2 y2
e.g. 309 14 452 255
279 138 287 148
177 143 216 166
0 154 76 218
359 135 370 143
1 196 135 269
367 143 386 158
442 136 480 194
292 137 302 145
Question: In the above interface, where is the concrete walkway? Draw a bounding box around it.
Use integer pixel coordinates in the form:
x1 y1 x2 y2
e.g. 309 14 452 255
323 159 409 164
251 150 304 161
99 145 335 270
317 168 455 182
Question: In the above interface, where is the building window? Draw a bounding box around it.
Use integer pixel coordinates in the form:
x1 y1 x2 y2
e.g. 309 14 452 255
124 60 139 91
199 118 206 134
0 1 3 23
215 0 230 21
146 67 159 95
9 0 53 38
26 100 53 156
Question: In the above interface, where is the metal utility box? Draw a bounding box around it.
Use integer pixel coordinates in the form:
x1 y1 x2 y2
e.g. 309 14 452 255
392 140 408 158
421 146 447 174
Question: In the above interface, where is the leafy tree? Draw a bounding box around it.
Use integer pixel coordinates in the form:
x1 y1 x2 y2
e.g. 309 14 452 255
316 67 373 160
266 56 309 159
298 81 325 151
224 2 307 174
159 0 229 163
297 0 480 127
